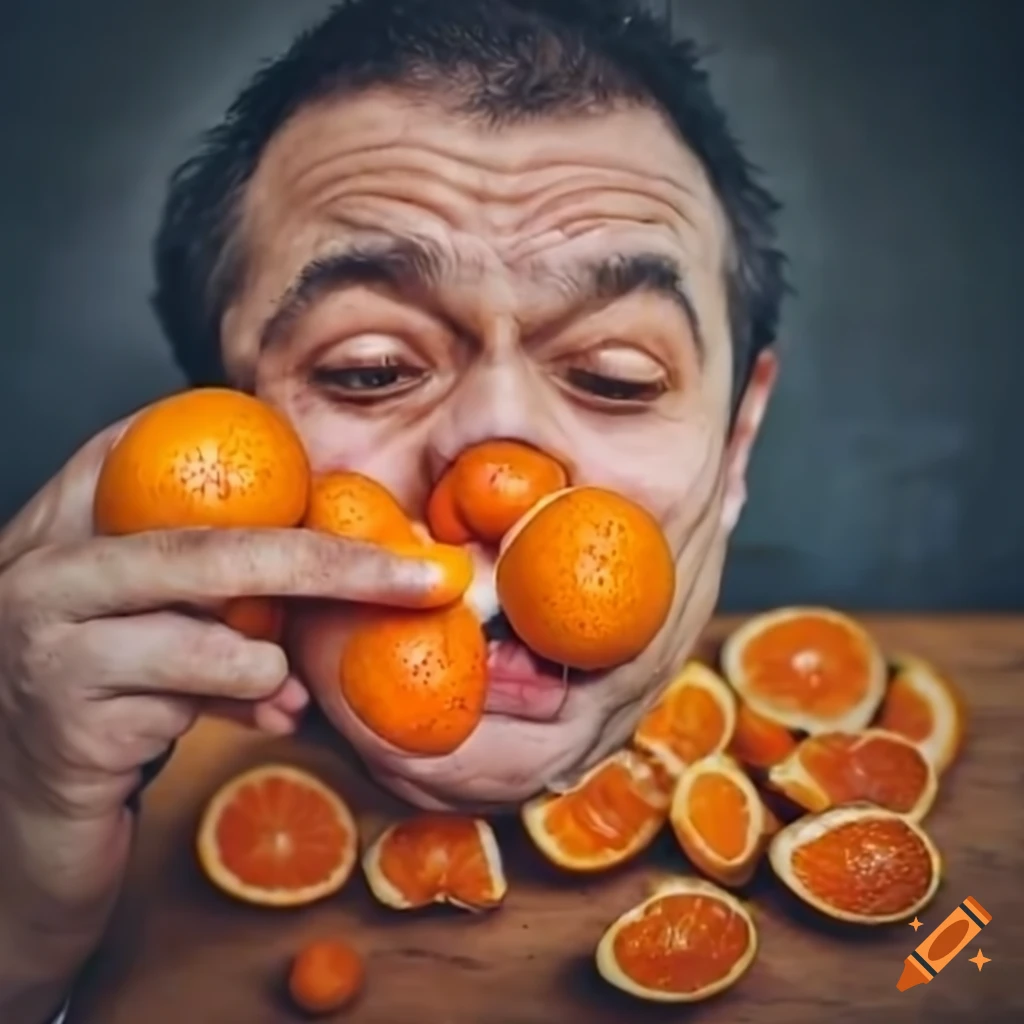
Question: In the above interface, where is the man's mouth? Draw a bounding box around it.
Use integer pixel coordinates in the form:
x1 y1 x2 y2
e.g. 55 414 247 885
482 612 579 721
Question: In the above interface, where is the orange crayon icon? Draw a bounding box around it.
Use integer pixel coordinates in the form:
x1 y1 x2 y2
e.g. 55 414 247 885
897 896 992 992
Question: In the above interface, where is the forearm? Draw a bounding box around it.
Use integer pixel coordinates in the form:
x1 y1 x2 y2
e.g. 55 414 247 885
0 913 85 1024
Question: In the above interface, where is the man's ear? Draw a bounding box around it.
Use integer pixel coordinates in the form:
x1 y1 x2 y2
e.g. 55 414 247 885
721 348 778 533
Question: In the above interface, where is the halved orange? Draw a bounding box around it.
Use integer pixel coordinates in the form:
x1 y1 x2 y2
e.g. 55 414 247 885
876 654 966 774
521 749 670 872
768 728 938 821
727 700 798 769
632 662 737 778
721 607 887 734
362 815 507 911
595 877 758 1003
669 753 778 888
196 765 358 907
769 804 941 924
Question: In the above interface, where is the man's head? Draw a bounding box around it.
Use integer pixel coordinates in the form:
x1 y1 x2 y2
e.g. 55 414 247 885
153 0 785 808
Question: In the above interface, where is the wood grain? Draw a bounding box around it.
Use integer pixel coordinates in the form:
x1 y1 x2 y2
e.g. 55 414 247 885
70 616 1024 1024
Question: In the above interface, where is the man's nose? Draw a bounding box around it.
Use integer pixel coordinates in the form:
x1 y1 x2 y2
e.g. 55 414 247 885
425 358 573 479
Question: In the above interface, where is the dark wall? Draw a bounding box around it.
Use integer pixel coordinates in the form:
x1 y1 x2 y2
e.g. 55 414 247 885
1 0 1021 610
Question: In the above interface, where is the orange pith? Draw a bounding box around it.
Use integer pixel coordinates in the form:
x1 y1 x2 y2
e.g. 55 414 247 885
364 815 506 910
790 818 933 917
522 750 670 871
632 663 736 777
339 603 487 755
595 879 757 1002
304 471 419 546
196 765 357 907
428 440 568 544
690 774 749 861
728 701 798 769
771 730 935 818
496 487 675 671
288 940 364 1014
94 388 310 535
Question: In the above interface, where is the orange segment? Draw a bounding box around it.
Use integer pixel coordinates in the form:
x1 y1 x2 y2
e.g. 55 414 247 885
669 754 776 887
288 940 364 1015
521 750 670 872
768 728 938 821
496 487 676 671
721 607 886 733
769 805 941 924
304 471 419 546
362 815 507 911
877 654 966 773
632 662 736 778
94 388 310 534
196 765 358 907
339 603 487 756
595 877 757 1003
727 700 798 769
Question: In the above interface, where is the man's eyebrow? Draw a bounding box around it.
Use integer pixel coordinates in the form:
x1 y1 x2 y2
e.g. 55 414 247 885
259 237 448 350
581 253 705 358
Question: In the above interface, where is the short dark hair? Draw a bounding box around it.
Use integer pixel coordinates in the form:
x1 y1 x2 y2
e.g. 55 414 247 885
153 0 785 399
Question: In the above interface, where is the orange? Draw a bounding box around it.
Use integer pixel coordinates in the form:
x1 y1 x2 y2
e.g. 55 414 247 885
338 603 487 755
196 764 358 907
304 471 419 546
768 728 938 821
521 750 670 872
94 388 310 643
877 653 966 774
669 753 779 888
94 387 310 534
721 607 887 734
362 815 507 911
632 662 737 778
425 469 473 545
769 805 941 924
595 877 758 1003
288 939 364 1015
496 487 675 671
727 700 798 769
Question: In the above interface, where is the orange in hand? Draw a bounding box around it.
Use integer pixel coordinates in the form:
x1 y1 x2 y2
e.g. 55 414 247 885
596 877 758 1003
305 471 418 547
94 388 311 642
427 440 567 544
363 814 507 911
496 487 675 671
339 603 487 756
288 939 364 1016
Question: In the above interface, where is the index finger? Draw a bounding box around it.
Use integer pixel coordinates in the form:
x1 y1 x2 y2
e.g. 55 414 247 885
39 528 469 620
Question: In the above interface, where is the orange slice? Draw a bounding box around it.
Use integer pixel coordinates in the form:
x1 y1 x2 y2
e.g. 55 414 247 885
196 765 358 907
521 749 670 872
595 877 758 1003
669 753 778 888
727 700 798 769
632 662 737 778
721 607 887 734
362 815 507 911
876 654 966 774
768 728 938 821
769 805 941 924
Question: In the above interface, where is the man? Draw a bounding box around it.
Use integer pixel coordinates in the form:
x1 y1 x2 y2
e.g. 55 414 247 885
0 0 784 1019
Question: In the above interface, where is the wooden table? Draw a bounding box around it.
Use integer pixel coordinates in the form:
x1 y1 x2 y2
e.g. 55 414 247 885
70 616 1024 1024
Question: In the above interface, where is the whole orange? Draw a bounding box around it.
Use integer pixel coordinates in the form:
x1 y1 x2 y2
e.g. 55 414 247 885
305 471 419 547
339 602 487 755
428 440 567 544
94 388 310 534
288 939 364 1015
495 487 675 671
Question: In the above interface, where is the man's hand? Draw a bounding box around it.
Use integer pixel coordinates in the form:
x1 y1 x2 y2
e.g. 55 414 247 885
0 419 442 1023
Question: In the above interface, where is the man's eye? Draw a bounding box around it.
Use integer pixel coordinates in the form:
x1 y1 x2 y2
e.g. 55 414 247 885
312 363 424 396
564 367 667 402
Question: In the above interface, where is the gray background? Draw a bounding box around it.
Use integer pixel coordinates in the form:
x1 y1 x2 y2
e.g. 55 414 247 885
1 0 1021 611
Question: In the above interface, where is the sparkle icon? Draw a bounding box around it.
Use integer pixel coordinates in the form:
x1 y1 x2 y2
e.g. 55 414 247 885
909 917 924 931
968 950 991 971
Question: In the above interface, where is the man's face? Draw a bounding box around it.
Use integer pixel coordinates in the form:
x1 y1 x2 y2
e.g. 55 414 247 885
220 88 774 809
